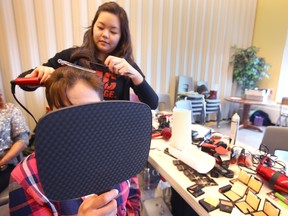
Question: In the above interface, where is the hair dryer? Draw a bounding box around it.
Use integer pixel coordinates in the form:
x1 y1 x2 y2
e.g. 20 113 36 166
256 164 288 194
152 127 172 140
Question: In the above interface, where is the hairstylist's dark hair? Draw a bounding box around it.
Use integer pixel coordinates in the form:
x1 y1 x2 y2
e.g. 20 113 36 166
45 66 103 109
71 1 133 66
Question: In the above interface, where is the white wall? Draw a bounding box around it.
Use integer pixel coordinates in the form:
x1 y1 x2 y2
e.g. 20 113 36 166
0 0 257 130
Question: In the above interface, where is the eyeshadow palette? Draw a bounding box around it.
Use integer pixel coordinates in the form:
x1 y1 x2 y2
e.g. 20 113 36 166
252 198 281 216
238 169 251 185
235 190 261 214
247 176 263 194
199 197 219 212
172 159 218 186
229 170 263 195
223 181 247 202
219 199 234 213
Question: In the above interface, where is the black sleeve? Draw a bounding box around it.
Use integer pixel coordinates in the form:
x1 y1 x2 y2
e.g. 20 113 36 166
130 62 159 110
133 80 159 110
18 48 76 91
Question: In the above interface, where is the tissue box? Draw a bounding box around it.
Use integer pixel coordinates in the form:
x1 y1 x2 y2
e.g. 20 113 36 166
244 89 270 102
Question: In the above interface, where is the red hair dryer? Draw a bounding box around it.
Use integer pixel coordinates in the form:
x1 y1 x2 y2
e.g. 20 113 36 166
152 128 172 140
256 164 288 194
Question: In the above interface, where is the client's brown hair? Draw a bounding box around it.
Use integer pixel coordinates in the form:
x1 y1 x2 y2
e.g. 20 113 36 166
45 66 103 109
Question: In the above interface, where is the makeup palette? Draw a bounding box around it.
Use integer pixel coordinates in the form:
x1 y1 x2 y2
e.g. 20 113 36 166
235 190 261 214
252 198 281 216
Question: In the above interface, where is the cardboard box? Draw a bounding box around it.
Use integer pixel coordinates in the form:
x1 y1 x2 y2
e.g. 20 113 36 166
245 89 271 102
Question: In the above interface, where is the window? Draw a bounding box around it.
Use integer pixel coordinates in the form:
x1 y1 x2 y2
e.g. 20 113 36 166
276 31 288 102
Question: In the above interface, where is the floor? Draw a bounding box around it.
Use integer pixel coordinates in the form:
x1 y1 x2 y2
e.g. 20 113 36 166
207 120 266 150
139 120 266 215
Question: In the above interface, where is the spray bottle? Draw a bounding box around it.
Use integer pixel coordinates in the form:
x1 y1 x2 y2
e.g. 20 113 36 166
230 113 240 149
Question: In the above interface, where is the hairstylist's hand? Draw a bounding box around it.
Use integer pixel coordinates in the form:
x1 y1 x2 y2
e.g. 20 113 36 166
104 56 144 85
78 189 118 216
25 66 55 84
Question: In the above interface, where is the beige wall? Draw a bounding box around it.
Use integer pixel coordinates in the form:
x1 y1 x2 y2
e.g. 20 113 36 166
0 0 257 129
253 0 288 101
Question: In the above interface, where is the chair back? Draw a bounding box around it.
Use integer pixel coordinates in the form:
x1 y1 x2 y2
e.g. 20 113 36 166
260 126 288 156
280 97 288 112
157 93 172 111
175 100 192 110
176 75 194 94
196 80 221 126
181 95 206 124
35 101 152 201
175 100 193 122
282 97 288 105
276 97 288 126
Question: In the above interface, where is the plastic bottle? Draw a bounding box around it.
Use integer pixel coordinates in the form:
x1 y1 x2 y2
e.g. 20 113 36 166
230 113 240 148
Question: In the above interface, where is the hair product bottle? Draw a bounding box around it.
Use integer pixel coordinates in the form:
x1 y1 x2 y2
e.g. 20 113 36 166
230 113 240 148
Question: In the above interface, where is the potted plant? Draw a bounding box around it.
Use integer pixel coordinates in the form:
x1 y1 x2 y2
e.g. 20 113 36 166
230 46 271 95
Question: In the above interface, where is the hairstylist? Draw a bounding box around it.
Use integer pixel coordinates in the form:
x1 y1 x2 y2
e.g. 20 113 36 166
18 1 158 109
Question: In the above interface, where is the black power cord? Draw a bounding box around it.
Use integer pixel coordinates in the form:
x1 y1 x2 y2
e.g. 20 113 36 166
10 82 38 124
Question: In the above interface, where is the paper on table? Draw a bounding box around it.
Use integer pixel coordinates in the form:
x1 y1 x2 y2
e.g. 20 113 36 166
168 145 215 174
171 108 191 150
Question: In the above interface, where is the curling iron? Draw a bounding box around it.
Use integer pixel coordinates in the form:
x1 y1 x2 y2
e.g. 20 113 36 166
10 78 40 124
10 59 116 124
11 77 41 87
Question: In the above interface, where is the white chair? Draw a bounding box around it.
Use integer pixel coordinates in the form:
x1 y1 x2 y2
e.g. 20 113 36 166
175 76 206 124
175 99 193 122
178 95 206 124
276 97 288 127
157 93 172 112
205 99 221 127
176 75 194 95
196 81 221 127
260 126 288 161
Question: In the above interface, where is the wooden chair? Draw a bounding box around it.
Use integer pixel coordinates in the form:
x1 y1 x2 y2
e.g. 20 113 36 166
276 97 288 127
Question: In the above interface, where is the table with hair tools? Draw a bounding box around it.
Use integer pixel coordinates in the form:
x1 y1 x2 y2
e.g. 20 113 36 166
148 124 288 216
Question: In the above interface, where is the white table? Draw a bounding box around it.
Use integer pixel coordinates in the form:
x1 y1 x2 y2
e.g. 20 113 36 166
148 125 288 215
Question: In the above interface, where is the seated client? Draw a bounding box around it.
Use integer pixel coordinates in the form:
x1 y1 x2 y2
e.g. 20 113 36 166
9 66 141 216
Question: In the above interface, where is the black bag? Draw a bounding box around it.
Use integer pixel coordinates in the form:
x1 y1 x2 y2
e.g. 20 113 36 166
249 110 274 126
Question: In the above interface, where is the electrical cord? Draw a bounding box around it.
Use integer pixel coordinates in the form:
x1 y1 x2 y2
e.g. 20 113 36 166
10 82 38 124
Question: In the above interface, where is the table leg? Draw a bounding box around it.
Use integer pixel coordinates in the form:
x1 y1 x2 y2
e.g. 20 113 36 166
239 104 263 132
